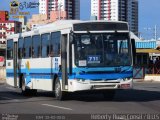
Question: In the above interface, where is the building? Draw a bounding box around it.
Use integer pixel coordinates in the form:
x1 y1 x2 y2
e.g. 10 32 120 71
39 0 80 20
50 11 67 21
91 0 138 35
127 0 138 35
27 14 54 30
0 11 22 44
0 11 9 21
0 11 22 57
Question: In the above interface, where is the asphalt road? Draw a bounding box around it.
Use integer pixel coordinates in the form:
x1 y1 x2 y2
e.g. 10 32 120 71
0 81 160 119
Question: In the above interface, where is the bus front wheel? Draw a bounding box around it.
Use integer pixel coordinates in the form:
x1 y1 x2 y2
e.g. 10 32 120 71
55 78 65 100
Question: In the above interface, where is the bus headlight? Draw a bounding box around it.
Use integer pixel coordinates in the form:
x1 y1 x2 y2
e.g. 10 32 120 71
123 78 131 81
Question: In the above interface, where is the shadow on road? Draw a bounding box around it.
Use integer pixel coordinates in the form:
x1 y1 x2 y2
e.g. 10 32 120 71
0 90 55 104
0 87 160 103
65 89 160 102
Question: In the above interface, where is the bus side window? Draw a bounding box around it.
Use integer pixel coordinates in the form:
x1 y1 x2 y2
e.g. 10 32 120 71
24 36 32 59
51 32 61 57
41 33 50 58
29 46 32 58
32 35 41 58
38 46 41 57
47 45 50 56
50 45 53 57
23 48 25 58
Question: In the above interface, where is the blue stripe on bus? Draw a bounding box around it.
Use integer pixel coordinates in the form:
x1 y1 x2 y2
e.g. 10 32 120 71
6 66 133 80
74 72 132 80
6 68 59 73
72 66 132 73
6 71 132 80
6 73 132 80
6 66 132 73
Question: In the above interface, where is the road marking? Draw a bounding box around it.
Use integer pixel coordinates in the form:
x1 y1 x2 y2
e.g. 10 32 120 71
42 104 73 111
1 96 19 102
1 96 14 100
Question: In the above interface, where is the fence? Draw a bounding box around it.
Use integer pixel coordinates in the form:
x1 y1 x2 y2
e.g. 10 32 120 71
133 62 160 79
133 65 145 79
0 67 6 80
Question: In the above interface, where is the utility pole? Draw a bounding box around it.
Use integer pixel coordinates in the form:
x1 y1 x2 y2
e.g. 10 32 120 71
144 25 158 40
154 25 157 40
58 3 62 20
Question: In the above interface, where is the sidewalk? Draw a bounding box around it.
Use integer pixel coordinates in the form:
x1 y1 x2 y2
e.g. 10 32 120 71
133 79 160 83
0 79 6 84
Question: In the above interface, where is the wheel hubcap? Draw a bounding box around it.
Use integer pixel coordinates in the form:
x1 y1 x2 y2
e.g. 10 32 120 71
22 79 25 91
55 82 60 97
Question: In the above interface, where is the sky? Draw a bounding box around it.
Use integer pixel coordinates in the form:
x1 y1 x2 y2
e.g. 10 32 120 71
0 0 160 39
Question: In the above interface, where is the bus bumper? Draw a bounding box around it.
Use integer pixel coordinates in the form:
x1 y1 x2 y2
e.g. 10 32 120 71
68 79 133 92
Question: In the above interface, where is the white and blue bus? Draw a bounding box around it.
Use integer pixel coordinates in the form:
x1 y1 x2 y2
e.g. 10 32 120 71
6 20 135 100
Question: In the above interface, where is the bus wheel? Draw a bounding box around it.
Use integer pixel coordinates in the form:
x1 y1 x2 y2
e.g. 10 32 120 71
102 90 116 101
21 76 37 96
21 75 28 96
55 78 65 100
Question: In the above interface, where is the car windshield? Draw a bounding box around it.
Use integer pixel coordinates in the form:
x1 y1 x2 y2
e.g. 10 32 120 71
74 33 131 67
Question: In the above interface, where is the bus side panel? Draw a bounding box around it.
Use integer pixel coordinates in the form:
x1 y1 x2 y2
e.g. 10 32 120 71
18 57 60 91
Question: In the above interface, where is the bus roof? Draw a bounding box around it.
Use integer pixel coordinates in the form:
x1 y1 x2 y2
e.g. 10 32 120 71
7 20 128 40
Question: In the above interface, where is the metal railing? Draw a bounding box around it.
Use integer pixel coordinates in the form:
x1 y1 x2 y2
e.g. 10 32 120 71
133 62 160 79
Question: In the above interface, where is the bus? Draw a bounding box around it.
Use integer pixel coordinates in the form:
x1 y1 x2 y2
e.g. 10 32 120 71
6 20 135 100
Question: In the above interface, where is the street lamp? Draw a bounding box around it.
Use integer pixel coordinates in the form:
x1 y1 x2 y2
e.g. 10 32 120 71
144 25 158 40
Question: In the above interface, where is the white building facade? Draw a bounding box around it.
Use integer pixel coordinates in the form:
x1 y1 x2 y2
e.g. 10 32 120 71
39 0 80 20
91 0 138 35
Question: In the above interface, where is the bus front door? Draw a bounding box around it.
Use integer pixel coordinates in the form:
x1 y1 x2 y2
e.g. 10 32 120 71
61 34 68 90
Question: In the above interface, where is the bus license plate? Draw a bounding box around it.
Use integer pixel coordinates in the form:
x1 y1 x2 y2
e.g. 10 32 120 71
121 84 130 89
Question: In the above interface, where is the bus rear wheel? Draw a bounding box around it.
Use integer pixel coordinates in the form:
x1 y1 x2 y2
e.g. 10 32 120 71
21 75 29 96
21 75 37 96
55 78 66 100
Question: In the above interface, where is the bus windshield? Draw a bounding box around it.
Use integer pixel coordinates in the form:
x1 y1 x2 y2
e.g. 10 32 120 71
74 33 131 67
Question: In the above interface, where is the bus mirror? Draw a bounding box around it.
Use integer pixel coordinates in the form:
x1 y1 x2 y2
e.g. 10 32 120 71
70 31 75 44
131 39 136 65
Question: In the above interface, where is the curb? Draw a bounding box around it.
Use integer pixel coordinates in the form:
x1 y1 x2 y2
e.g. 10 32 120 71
133 79 144 82
134 79 160 83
